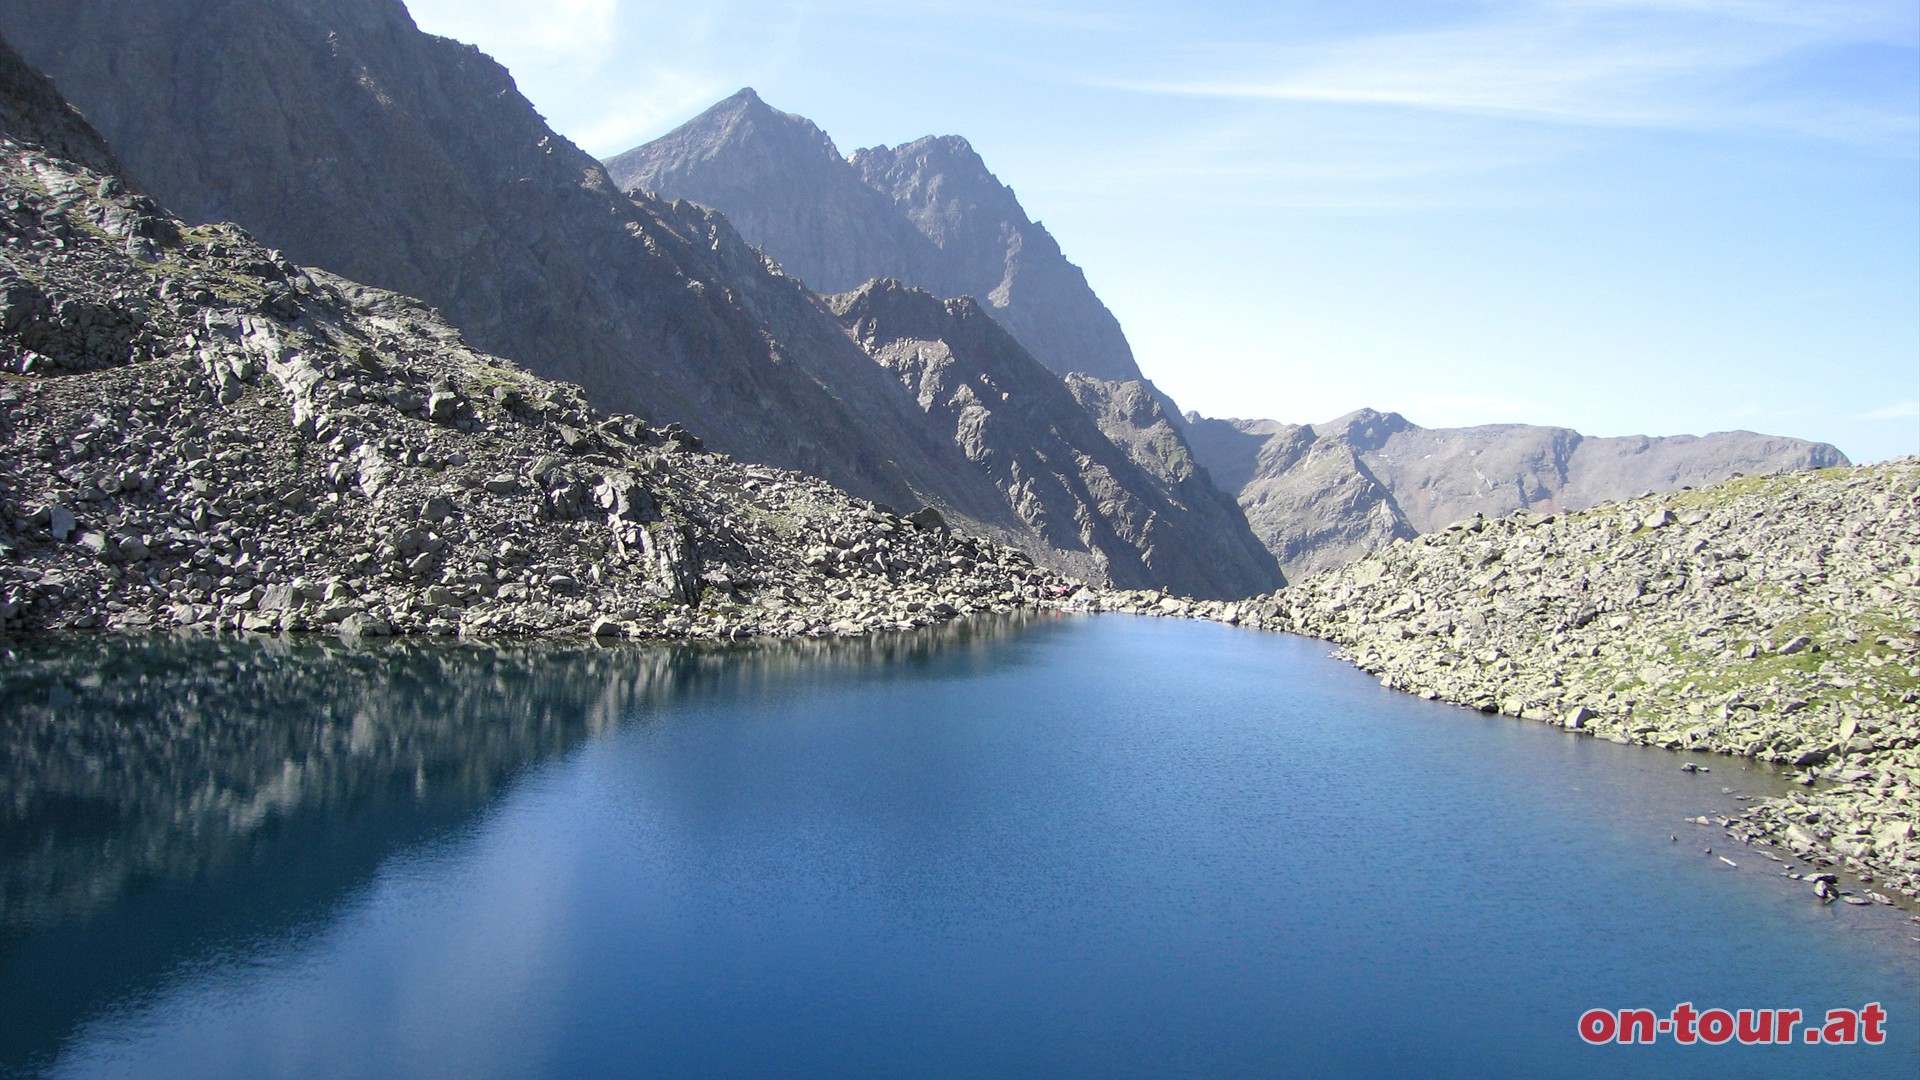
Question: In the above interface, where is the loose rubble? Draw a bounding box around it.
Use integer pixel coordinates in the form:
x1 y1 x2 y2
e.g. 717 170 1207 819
0 125 1084 643
1085 464 1919 899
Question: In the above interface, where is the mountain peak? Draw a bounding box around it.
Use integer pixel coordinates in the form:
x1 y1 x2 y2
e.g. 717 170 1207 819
605 88 840 198
1321 408 1415 450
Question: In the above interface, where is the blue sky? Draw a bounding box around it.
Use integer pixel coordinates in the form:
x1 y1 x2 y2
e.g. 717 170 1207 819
405 0 1919 463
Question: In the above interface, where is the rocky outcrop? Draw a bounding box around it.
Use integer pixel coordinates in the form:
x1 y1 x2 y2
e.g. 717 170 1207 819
0 42 1083 641
0 0 1041 532
1183 414 1415 578
1119 464 1917 900
829 280 1282 598
1187 408 1850 579
608 91 1144 385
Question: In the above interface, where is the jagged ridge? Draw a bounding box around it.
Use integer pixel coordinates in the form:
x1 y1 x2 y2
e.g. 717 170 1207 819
829 280 1282 598
607 89 1145 385
0 0 1039 535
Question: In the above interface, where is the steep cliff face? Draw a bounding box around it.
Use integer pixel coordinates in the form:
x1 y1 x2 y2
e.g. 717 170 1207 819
1187 408 1849 579
0 0 1023 529
608 93 1144 385
850 136 1142 386
830 281 1283 598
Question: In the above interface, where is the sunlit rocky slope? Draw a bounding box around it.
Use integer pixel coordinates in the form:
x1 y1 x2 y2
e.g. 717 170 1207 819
0 2 1287 597
0 37 1077 639
829 280 1281 596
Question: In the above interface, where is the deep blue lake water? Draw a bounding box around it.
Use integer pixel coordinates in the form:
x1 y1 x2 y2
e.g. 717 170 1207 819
2 614 1915 1078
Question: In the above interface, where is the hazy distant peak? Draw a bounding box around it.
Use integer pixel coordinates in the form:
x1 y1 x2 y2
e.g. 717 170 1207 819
1319 408 1416 449
605 86 841 192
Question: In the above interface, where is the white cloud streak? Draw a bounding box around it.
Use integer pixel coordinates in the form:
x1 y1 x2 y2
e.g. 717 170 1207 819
1857 400 1920 420
1095 0 1918 146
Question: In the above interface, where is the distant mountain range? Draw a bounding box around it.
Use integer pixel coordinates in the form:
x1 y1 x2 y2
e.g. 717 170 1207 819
0 0 1848 596
1186 409 1847 579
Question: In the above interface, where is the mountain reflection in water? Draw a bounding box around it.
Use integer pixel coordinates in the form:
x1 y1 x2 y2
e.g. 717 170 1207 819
0 613 1044 1074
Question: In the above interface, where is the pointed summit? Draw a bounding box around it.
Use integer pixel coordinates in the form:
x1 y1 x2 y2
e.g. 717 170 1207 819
604 92 943 296
608 95 1146 384
605 88 844 200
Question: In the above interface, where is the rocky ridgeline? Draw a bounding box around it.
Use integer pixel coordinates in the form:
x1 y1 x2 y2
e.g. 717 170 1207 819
0 123 1084 642
1185 408 1850 580
1099 464 1918 898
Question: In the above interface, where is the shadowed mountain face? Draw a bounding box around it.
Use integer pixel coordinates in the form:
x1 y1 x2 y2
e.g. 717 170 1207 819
606 89 1286 594
1186 408 1851 579
607 90 1145 386
830 281 1283 598
0 3 1283 593
0 0 1025 531
0 32 1099 644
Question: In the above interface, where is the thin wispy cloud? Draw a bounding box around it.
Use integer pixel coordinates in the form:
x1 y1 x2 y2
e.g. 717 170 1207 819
1858 400 1920 421
1093 1 1917 147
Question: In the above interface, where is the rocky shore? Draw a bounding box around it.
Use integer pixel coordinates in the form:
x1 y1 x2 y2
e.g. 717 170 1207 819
1081 463 1919 901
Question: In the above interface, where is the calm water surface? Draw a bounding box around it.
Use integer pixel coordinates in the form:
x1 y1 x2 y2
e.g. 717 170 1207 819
2 615 1915 1078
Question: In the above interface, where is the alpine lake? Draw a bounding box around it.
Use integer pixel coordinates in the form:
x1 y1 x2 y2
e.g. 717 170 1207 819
3 613 1915 1078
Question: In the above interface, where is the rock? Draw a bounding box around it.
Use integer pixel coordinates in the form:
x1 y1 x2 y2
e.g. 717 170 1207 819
337 612 390 638
906 506 947 533
422 585 462 608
